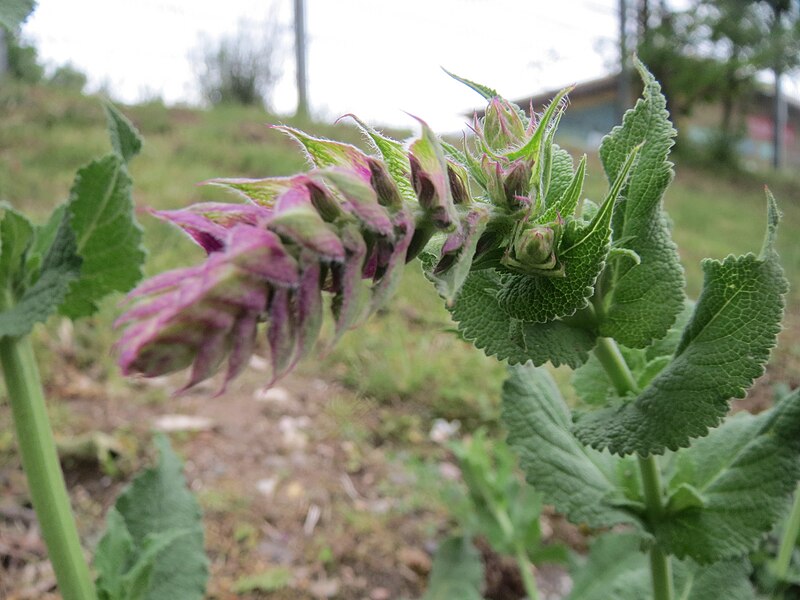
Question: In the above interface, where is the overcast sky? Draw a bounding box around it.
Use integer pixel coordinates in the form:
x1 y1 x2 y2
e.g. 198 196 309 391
21 0 737 134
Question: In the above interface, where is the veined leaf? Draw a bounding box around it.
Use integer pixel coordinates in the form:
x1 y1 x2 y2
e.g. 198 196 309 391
422 536 484 600
95 434 208 600
0 209 81 337
442 68 498 100
105 102 143 164
450 270 595 368
59 154 145 318
654 389 800 563
0 203 34 288
575 193 787 455
597 59 685 347
497 145 639 323
502 365 643 530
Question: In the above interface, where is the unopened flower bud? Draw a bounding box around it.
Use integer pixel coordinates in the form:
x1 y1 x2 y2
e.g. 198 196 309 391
482 97 527 151
514 226 556 268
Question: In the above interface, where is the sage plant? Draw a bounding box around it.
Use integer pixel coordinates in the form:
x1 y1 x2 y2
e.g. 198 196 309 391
117 62 798 600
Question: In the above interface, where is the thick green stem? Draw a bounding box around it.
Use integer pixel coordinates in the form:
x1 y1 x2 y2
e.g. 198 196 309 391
0 334 97 600
775 482 800 580
593 336 673 600
514 542 540 600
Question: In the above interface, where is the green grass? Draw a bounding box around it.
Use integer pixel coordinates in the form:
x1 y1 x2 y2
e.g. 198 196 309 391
2 82 798 421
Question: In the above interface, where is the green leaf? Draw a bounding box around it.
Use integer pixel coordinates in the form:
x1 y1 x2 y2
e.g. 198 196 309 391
575 194 787 455
566 534 755 600
497 145 639 323
96 434 208 600
502 365 644 530
0 203 34 288
542 146 575 210
566 534 650 600
596 59 685 347
59 154 145 318
95 508 135 600
105 103 143 164
120 529 193 600
442 68 498 100
0 0 36 30
422 536 484 600
655 390 800 563
450 270 596 368
0 210 81 337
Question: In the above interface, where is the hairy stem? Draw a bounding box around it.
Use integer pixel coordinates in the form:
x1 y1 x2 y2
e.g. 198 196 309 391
593 336 673 600
0 334 97 600
775 482 800 580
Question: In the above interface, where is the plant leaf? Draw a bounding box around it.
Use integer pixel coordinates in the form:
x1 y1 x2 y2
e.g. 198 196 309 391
0 203 34 288
450 270 596 368
596 59 685 347
502 364 643 530
442 68 498 100
59 154 145 318
655 389 800 563
566 533 755 600
94 508 135 600
575 193 787 455
422 536 484 600
0 209 81 337
105 102 143 164
96 434 208 600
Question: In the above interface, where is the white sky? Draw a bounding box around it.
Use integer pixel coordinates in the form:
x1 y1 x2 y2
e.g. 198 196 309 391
22 0 771 134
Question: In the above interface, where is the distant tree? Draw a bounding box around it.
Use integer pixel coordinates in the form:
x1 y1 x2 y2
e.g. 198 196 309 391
193 18 284 108
48 63 87 92
638 0 800 147
4 32 43 83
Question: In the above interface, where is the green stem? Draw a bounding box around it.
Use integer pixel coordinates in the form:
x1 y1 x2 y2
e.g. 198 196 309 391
514 542 540 600
775 482 800 580
0 334 97 600
593 336 673 600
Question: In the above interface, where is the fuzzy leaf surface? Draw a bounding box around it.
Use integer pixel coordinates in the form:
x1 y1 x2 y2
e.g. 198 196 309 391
422 536 484 600
100 434 208 600
575 195 787 455
59 154 145 318
105 103 143 164
597 60 685 347
502 365 642 530
450 270 595 368
0 210 81 337
655 389 800 563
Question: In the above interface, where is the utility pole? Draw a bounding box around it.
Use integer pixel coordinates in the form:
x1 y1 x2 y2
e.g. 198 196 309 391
618 0 631 122
293 0 309 120
0 28 7 82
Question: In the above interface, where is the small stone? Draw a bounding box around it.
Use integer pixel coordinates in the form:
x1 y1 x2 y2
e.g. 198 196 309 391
438 461 461 481
309 577 340 598
398 547 431 575
153 414 215 432
285 480 305 499
370 587 391 600
256 477 278 497
429 418 460 443
254 386 291 404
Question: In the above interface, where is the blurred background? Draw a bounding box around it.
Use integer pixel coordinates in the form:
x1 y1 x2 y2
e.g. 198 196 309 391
1 1 799 599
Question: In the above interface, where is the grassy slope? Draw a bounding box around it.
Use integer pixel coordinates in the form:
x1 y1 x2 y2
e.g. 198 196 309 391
1 83 798 419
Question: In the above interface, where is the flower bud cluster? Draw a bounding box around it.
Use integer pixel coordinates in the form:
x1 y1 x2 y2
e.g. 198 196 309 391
117 86 575 390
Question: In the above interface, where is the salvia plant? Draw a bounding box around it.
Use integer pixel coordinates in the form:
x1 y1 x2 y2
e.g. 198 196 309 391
112 60 800 600
1 5 797 595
